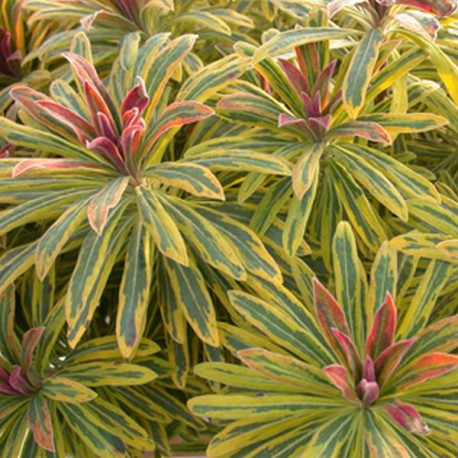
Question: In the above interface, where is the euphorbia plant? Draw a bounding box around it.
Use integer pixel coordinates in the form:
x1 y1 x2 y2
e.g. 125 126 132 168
0 31 284 362
189 222 458 457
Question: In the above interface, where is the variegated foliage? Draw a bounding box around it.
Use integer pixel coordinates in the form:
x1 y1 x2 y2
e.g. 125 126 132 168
0 279 206 457
0 32 286 363
189 222 458 457
188 7 457 268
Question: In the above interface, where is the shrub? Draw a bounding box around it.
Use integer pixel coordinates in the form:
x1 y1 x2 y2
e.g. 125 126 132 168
1 0 457 455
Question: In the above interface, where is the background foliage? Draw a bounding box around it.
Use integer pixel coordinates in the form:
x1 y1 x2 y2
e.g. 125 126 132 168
1 0 457 456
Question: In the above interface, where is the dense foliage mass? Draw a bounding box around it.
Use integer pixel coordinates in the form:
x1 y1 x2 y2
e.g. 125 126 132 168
1 0 457 456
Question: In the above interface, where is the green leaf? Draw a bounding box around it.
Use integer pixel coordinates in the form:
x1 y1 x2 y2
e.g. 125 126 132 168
334 144 408 221
253 27 357 63
165 258 219 346
65 205 129 348
228 290 328 365
58 403 125 457
343 28 384 118
58 361 157 386
189 394 345 420
135 185 188 265
292 143 324 199
144 162 224 200
42 377 97 404
162 197 247 280
237 348 336 396
87 177 130 235
333 221 367 348
283 169 318 257
117 223 153 359
357 113 448 135
193 205 283 284
397 261 453 339
85 396 155 451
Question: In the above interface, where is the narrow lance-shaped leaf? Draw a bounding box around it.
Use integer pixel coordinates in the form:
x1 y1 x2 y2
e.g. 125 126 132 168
28 395 55 452
144 162 224 200
165 259 219 346
136 185 188 266
292 143 324 199
326 121 391 144
87 177 130 235
343 28 384 118
21 327 45 373
42 377 97 404
382 402 430 436
117 223 152 359
365 293 397 359
323 365 359 402
35 197 90 280
253 28 358 63
393 353 458 392
142 101 214 153
374 338 417 387
333 221 366 348
313 279 351 354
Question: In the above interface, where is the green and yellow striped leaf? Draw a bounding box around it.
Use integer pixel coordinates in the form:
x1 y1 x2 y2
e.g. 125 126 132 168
190 150 292 175
228 290 328 365
58 402 125 458
35 197 89 280
136 185 188 266
283 170 318 257
193 205 282 284
65 206 129 348
333 221 366 348
161 197 246 280
188 394 345 420
253 28 357 63
334 144 408 221
396 260 452 339
58 361 157 386
116 223 152 359
86 396 155 451
165 259 219 346
343 28 384 118
292 143 324 199
42 377 97 404
357 113 448 136
368 242 397 324
0 285 20 363
144 162 224 200
237 348 336 396
87 177 130 235
330 161 387 252
0 242 37 296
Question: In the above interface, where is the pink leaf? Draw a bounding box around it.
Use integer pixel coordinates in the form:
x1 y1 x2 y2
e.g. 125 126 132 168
382 401 431 435
21 327 45 374
356 378 380 406
331 328 363 379
313 279 351 353
0 382 18 396
278 59 309 95
365 292 397 359
396 352 458 392
313 59 337 109
12 159 98 177
393 0 457 17
323 364 359 402
121 77 149 118
363 356 376 382
327 121 392 144
119 123 145 159
374 338 417 387
36 100 97 141
86 137 126 173
8 366 35 396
